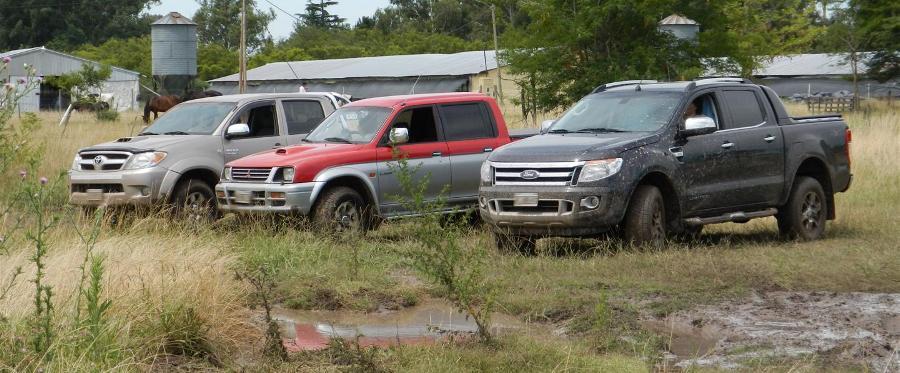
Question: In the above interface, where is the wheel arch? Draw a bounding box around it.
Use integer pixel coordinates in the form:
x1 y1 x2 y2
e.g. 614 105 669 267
312 174 378 215
628 171 681 229
168 168 220 203
790 157 835 220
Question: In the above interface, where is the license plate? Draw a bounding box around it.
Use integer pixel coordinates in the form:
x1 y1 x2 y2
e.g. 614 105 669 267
86 189 104 201
513 193 539 207
234 191 253 204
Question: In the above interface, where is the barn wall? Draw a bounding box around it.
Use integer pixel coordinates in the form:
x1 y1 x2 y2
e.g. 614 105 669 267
758 77 899 98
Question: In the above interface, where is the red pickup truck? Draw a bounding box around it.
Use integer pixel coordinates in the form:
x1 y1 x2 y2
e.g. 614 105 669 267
216 93 531 230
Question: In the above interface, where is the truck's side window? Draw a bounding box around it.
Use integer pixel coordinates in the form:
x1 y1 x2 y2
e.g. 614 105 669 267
721 90 766 130
391 106 439 144
283 100 325 135
234 103 278 138
683 93 721 129
440 103 494 141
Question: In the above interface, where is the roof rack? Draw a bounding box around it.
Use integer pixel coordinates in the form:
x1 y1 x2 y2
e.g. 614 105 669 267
694 77 751 85
592 80 658 93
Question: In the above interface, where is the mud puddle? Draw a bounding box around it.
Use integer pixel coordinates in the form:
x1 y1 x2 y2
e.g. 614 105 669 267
273 299 525 351
642 292 900 371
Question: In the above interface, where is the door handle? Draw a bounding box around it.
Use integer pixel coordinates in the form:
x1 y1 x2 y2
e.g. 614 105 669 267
669 147 684 158
763 135 776 143
721 142 734 150
483 147 493 153
432 151 442 157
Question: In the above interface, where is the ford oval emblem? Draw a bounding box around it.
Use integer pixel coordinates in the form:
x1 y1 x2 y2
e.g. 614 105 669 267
520 170 540 180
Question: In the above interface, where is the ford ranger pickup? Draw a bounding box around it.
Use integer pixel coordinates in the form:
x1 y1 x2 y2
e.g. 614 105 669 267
68 92 337 219
216 93 533 230
479 78 852 252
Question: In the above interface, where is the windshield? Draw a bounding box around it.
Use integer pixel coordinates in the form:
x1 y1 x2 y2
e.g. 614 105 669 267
550 92 681 133
141 102 236 135
304 106 392 144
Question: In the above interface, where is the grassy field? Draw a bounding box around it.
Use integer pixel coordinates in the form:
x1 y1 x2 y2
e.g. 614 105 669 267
0 103 898 371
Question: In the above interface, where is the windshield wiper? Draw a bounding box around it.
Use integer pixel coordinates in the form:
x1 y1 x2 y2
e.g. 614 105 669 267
547 129 571 134
574 127 629 133
163 131 191 135
137 131 158 136
323 137 352 144
301 138 315 143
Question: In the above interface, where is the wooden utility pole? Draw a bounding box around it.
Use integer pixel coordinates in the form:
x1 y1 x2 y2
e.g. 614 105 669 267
491 5 503 103
239 0 248 93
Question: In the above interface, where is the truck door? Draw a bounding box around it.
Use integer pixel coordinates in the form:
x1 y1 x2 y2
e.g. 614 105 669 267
437 102 499 206
223 100 286 163
718 89 786 208
677 91 734 213
279 99 329 146
375 105 451 216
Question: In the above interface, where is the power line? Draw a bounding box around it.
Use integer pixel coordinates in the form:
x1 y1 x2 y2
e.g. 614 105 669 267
259 0 302 24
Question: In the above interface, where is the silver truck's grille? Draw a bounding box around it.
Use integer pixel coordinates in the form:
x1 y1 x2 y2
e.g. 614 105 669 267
230 167 273 182
491 161 583 186
78 151 131 171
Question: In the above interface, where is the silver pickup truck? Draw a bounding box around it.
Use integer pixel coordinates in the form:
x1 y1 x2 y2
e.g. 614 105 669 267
68 92 339 219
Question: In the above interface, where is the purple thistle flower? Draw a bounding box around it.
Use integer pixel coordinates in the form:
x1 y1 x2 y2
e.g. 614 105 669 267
1 56 10 64
19 170 26 179
17 78 25 84
39 177 48 185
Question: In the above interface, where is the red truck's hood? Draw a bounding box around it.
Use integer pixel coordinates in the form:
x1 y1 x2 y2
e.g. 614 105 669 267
227 142 373 182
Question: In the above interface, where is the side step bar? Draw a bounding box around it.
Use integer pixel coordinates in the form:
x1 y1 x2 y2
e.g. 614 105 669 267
683 208 778 226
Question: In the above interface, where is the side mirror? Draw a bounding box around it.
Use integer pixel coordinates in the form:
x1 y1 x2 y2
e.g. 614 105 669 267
225 123 250 139
389 127 409 145
682 116 717 137
540 119 556 134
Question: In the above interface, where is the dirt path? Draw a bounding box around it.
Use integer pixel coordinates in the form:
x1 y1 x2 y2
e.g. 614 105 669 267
642 292 900 371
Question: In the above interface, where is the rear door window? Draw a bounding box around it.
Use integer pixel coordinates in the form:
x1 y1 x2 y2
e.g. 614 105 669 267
721 90 766 130
439 103 495 141
283 100 326 135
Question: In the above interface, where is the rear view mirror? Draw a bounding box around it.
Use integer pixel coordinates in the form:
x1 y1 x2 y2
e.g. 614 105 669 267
389 127 409 145
540 119 556 134
682 116 717 137
225 123 250 139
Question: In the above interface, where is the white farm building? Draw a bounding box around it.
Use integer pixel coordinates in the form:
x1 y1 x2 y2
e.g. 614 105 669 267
0 47 140 112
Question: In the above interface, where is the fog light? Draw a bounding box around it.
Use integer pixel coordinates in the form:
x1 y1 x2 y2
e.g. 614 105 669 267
216 190 226 198
140 187 151 196
270 192 286 199
580 196 600 209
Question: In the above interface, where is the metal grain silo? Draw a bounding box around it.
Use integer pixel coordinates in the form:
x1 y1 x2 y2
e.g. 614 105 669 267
151 12 197 95
658 14 699 42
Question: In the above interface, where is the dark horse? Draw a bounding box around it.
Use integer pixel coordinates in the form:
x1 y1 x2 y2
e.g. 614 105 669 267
143 95 182 123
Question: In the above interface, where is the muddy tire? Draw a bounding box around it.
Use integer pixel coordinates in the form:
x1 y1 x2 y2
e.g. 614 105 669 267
777 176 827 240
172 179 217 223
312 186 371 233
493 231 536 255
623 185 666 247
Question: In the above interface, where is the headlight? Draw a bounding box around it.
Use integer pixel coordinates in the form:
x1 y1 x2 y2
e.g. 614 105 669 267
222 167 232 181
282 167 295 183
480 161 492 182
71 155 81 170
124 151 167 170
578 158 623 183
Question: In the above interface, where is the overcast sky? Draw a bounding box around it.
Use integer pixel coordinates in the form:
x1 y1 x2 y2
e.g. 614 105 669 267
148 0 392 41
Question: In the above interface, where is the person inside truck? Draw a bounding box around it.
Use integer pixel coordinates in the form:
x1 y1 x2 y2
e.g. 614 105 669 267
682 95 720 128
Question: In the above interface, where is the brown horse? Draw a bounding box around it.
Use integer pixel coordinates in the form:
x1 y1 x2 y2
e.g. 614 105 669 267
143 95 182 123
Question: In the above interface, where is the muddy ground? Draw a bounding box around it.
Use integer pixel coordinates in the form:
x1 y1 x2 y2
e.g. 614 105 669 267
641 291 900 371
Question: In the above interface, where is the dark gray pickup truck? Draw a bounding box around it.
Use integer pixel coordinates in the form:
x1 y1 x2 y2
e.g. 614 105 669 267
479 78 852 252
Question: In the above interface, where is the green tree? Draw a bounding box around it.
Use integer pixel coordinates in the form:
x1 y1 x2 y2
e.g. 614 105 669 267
853 0 899 82
73 37 152 86
197 43 239 82
193 0 276 52
296 0 347 30
0 0 158 50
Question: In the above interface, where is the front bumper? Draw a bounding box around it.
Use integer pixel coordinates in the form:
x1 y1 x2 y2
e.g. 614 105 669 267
479 184 629 237
216 181 319 215
68 167 171 207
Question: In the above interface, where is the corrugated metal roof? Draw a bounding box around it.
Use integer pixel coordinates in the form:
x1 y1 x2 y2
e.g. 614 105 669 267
210 50 501 82
0 46 141 77
659 14 698 25
152 12 196 26
704 53 873 77
0 47 42 59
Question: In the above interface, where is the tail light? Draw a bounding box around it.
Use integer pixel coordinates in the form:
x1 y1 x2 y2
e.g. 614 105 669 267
845 127 852 168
